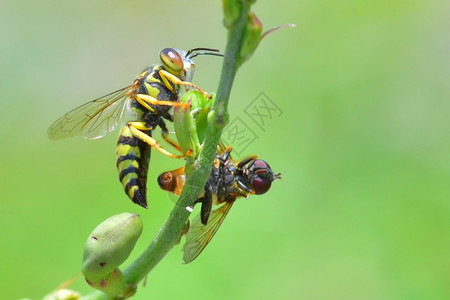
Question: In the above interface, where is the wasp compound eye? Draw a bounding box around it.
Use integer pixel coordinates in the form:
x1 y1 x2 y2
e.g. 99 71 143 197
160 48 184 72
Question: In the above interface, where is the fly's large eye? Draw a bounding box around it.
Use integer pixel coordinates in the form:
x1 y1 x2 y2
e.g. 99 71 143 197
160 48 183 72
252 176 272 195
253 159 271 170
251 159 273 195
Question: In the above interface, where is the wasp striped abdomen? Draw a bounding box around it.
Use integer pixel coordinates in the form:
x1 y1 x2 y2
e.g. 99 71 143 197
116 126 151 208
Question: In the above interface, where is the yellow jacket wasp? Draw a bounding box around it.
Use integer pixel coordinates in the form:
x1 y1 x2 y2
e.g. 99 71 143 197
48 48 222 208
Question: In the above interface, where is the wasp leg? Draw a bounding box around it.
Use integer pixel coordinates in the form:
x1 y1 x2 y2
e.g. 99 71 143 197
128 121 188 159
135 94 190 110
159 70 211 99
158 118 185 153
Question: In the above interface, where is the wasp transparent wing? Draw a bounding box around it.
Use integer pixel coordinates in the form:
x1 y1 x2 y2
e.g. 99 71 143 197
183 200 234 264
47 86 132 140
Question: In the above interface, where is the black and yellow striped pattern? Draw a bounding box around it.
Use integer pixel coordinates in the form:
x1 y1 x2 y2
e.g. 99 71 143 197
115 64 176 207
116 126 151 208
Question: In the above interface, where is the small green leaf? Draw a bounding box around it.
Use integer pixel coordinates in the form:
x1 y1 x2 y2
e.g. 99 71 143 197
173 96 193 155
190 92 214 145
174 91 215 159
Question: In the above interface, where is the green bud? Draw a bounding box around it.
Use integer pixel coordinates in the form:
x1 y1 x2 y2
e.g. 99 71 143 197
239 12 263 65
222 0 241 28
81 213 143 284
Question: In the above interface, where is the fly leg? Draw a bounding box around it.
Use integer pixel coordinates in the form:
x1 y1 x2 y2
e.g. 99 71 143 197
216 146 234 165
237 155 258 168
199 186 213 225
186 187 213 225
127 121 189 159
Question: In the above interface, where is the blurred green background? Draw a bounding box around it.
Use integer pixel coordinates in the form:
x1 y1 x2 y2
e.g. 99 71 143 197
1 0 449 299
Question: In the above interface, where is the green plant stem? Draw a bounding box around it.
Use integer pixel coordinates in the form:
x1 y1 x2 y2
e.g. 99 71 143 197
215 3 251 122
82 1 252 298
123 2 251 282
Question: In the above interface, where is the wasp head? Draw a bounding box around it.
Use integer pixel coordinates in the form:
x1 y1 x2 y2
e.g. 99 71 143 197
159 48 195 82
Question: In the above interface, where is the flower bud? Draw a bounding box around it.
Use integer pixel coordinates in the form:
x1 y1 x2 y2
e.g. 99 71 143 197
239 12 263 65
81 213 143 284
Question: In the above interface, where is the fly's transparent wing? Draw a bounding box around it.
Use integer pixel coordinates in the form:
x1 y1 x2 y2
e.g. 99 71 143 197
48 86 132 140
183 200 234 264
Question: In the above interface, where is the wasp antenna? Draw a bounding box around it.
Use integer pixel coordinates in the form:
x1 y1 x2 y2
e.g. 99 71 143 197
189 52 224 59
186 48 223 59
188 47 220 53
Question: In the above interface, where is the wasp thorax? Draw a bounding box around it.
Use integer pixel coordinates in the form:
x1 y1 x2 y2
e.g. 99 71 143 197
160 48 184 73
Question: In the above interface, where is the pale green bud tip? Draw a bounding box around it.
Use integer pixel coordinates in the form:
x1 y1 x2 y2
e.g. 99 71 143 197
85 268 125 296
42 289 81 300
82 213 143 283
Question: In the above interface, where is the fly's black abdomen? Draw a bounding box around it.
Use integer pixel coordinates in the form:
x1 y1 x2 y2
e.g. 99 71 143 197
116 126 151 208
